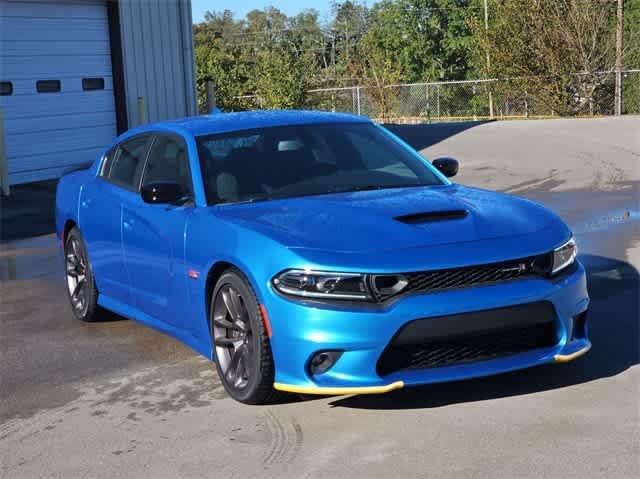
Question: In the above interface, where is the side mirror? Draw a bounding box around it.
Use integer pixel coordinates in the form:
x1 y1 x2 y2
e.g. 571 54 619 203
432 157 459 178
141 181 185 204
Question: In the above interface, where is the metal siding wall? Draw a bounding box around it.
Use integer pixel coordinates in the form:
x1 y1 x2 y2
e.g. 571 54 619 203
179 0 197 116
118 0 196 127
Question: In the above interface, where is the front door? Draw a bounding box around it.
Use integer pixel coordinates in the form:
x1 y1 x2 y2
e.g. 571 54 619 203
121 134 194 326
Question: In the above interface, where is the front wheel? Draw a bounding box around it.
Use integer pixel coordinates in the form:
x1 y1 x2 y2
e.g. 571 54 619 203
211 269 281 404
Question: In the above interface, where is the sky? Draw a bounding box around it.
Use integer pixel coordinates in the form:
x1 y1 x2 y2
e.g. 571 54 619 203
191 0 371 23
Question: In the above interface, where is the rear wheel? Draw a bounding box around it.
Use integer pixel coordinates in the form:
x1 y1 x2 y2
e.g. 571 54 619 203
64 227 100 322
211 269 281 404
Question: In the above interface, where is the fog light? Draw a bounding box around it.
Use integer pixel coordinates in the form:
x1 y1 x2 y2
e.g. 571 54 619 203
308 350 342 375
572 312 588 340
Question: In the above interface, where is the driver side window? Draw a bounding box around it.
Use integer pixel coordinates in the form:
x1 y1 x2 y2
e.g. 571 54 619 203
106 136 150 190
142 135 192 197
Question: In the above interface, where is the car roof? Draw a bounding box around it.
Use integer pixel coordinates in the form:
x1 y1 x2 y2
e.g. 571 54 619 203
124 110 371 139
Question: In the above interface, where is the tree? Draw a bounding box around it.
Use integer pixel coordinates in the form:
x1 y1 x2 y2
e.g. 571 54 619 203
193 7 322 110
328 1 370 85
247 8 318 108
254 42 315 108
625 0 640 67
367 0 480 83
475 0 619 115
622 0 640 113
351 27 405 120
193 11 255 112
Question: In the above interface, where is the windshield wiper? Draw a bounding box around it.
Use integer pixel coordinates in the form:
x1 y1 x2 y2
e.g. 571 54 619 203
215 194 271 206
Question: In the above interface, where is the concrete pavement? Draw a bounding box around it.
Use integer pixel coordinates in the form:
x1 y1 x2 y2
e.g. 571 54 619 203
1 116 638 478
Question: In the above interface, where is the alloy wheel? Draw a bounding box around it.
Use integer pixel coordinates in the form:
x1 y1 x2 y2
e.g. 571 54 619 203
212 285 253 390
65 237 89 314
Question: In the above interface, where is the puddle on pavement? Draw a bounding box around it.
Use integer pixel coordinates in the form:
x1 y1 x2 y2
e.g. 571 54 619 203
576 208 638 234
0 234 60 281
0 252 61 281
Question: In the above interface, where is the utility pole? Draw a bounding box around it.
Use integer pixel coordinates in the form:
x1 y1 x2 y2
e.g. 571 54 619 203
484 0 494 118
615 0 623 116
205 78 216 113
331 31 336 70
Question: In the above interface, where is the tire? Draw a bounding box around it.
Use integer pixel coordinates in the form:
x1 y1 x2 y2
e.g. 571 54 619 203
210 268 282 404
64 227 100 322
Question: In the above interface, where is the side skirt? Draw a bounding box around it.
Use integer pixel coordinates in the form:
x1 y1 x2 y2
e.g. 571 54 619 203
98 295 213 360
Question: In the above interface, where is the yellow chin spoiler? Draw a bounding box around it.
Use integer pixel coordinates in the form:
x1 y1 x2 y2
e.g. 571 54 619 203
273 380 404 396
276 343 591 395
554 343 591 363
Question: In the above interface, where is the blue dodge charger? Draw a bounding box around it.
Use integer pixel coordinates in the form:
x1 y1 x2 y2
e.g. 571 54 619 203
56 111 590 404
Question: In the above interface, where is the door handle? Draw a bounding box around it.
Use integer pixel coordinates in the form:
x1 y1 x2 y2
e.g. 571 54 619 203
123 218 135 230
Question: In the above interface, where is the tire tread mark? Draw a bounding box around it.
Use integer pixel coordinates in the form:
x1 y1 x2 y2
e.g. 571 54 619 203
263 410 285 465
262 412 304 465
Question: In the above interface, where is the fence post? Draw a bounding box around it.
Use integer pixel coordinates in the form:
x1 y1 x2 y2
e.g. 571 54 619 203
472 83 477 121
426 85 430 122
136 97 146 126
356 86 361 116
488 90 494 119
436 86 440 119
0 106 9 196
524 90 529 118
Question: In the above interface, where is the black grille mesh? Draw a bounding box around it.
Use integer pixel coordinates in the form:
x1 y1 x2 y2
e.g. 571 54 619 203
377 321 557 376
372 257 543 302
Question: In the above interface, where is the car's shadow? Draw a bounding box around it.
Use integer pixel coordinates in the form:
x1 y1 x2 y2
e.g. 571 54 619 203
383 120 493 152
326 254 639 410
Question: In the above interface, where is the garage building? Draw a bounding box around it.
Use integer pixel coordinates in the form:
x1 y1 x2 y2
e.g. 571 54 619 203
0 0 197 187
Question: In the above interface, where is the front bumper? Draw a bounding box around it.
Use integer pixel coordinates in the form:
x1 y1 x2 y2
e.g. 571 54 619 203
265 261 590 395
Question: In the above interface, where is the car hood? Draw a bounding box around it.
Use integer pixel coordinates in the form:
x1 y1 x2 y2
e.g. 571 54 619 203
213 184 560 254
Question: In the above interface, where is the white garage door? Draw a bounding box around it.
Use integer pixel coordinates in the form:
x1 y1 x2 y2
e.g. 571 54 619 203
0 0 117 185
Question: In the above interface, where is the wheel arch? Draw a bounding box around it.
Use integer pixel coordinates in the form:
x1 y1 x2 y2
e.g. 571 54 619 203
203 260 273 355
204 259 269 320
62 219 77 244
204 261 236 327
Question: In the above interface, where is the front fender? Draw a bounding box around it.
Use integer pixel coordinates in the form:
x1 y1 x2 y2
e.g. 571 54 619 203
183 208 309 359
55 170 90 243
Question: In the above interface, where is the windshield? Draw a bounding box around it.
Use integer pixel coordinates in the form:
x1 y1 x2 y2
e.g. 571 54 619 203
195 122 445 205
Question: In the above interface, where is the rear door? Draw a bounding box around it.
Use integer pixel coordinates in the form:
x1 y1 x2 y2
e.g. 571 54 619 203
121 133 194 326
80 135 151 306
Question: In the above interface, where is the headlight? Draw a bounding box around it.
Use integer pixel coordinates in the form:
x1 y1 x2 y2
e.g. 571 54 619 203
272 270 411 301
273 269 371 300
551 237 578 274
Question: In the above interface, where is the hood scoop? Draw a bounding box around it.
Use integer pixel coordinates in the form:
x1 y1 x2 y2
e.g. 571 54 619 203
395 209 468 225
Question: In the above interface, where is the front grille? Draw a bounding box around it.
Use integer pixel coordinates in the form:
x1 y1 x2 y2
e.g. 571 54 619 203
371 256 547 302
377 302 558 376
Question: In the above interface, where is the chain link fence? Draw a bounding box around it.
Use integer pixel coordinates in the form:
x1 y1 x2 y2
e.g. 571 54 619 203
305 70 640 122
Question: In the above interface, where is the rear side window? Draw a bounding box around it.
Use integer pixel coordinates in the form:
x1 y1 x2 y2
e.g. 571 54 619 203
108 136 150 189
100 148 117 177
